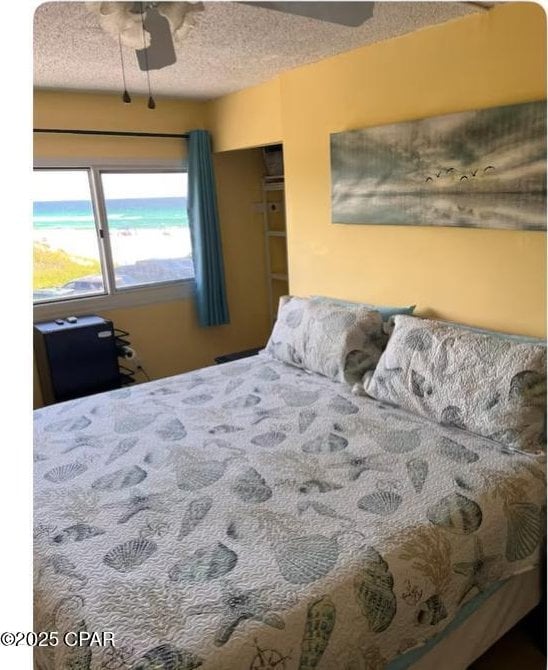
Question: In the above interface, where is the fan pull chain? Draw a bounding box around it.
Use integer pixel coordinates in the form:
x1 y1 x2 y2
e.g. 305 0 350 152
141 2 156 109
118 34 131 104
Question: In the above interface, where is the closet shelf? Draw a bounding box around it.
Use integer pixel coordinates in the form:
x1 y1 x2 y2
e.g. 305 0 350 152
262 172 288 323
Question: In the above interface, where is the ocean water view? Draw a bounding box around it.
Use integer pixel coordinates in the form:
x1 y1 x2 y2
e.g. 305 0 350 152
33 196 189 230
33 196 194 301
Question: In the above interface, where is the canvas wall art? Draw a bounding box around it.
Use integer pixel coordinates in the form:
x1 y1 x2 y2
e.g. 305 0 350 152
330 100 546 230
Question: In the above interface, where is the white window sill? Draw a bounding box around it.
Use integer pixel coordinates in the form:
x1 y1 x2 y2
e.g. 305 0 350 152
33 279 195 322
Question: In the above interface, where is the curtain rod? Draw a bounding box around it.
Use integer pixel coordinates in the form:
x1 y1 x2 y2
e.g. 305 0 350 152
33 128 189 139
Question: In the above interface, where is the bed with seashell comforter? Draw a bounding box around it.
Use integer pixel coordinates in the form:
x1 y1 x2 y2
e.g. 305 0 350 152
33 354 546 670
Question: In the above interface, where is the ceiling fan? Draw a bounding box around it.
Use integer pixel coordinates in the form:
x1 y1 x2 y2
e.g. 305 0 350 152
86 1 495 107
86 2 204 72
87 1 496 73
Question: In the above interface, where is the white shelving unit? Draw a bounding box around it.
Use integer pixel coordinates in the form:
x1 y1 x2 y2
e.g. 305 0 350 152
262 175 288 323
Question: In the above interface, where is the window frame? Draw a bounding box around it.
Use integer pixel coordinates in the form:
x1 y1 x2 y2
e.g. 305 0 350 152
33 159 194 321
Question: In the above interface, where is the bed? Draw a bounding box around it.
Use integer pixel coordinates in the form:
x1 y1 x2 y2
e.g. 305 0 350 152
33 351 546 670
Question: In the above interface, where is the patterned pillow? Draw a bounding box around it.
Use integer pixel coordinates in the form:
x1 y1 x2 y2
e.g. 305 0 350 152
311 296 410 340
365 315 547 453
264 296 385 384
311 295 416 322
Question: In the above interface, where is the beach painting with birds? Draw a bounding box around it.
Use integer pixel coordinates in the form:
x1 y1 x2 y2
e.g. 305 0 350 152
330 100 546 230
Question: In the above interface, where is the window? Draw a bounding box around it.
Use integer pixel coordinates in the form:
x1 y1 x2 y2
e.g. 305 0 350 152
33 166 193 312
33 170 104 302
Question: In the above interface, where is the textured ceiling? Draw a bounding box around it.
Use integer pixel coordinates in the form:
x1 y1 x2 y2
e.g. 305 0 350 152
33 2 482 101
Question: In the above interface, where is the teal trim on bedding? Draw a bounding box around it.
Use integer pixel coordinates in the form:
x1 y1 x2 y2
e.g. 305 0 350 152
387 579 508 669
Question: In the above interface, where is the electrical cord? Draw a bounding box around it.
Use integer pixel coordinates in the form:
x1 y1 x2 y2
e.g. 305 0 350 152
136 364 151 382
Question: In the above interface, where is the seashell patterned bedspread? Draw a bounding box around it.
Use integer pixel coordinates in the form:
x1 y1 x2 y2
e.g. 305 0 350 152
33 355 546 670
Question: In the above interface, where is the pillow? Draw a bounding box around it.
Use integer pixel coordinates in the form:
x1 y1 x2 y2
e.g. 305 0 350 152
312 295 416 321
365 315 546 453
432 319 546 347
264 296 384 384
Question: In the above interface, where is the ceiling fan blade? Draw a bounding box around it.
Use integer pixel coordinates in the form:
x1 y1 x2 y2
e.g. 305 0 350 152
136 6 177 71
242 2 375 27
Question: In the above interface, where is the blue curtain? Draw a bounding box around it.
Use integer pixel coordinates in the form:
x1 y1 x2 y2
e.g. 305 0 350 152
187 129 230 327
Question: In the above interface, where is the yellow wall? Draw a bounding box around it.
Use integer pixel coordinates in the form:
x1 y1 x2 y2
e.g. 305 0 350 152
207 2 547 337
34 90 205 160
33 92 271 407
207 78 283 153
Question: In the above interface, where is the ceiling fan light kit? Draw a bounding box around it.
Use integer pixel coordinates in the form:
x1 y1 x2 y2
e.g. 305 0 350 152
86 2 204 53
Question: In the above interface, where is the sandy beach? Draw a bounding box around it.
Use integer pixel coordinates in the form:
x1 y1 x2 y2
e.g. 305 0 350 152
33 226 193 265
